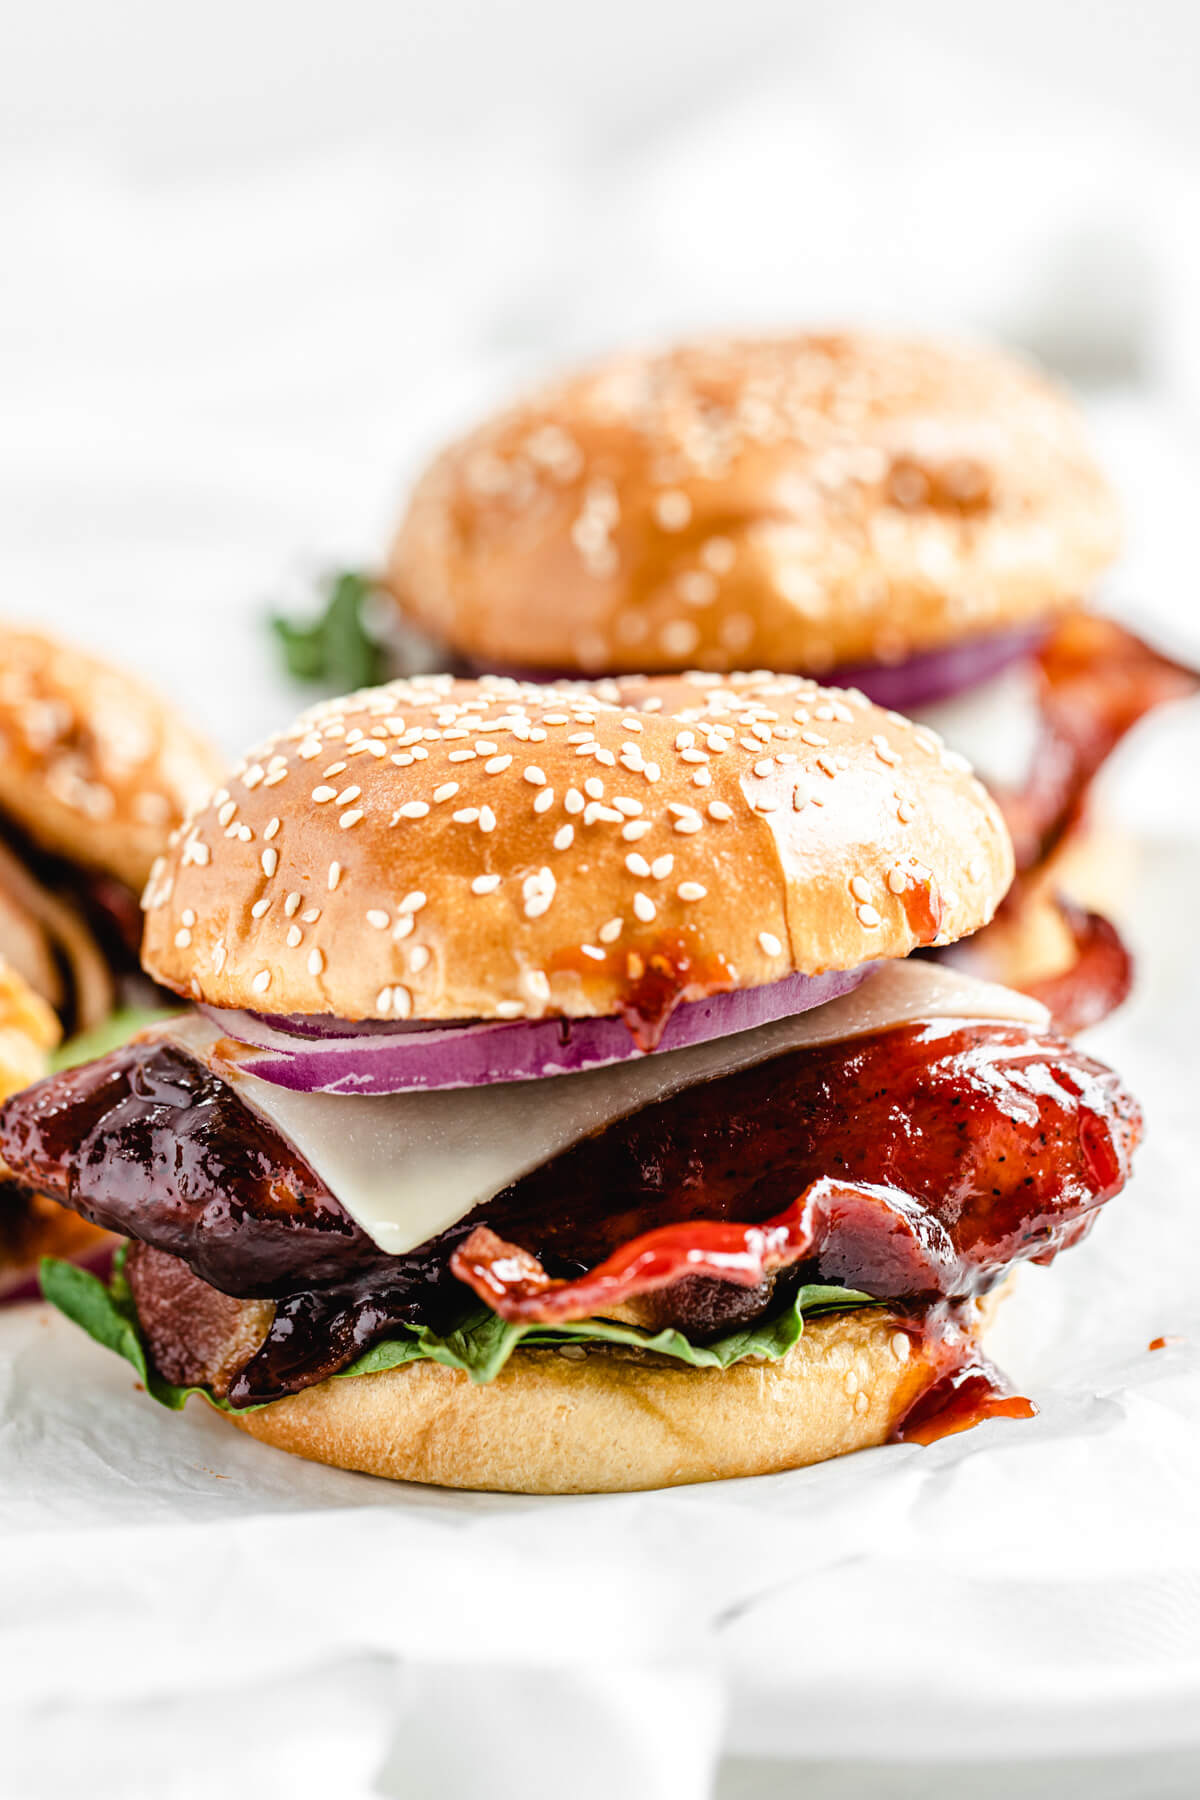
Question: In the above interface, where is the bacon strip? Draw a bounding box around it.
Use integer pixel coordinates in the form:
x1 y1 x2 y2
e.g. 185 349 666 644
451 1177 965 1326
1001 612 1199 874
1020 901 1134 1035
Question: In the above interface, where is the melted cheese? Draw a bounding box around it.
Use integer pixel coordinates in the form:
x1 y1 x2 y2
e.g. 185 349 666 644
166 964 1048 1257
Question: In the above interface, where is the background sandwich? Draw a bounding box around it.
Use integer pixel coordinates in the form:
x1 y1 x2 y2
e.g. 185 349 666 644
1 672 1140 1490
384 332 1198 989
0 624 221 1290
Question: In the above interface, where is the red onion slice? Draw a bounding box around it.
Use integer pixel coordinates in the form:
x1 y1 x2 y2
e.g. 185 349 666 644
464 624 1045 709
200 964 876 1095
825 625 1047 710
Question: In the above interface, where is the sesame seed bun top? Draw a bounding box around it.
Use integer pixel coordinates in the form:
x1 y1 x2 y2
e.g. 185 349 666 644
141 672 1012 1023
386 332 1119 676
0 626 223 892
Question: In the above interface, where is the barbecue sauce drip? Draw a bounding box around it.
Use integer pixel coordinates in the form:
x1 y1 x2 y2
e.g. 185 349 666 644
610 940 738 1053
0 1019 1141 1405
894 1359 1036 1445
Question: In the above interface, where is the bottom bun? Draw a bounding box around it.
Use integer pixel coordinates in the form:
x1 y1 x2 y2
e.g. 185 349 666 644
225 1306 975 1495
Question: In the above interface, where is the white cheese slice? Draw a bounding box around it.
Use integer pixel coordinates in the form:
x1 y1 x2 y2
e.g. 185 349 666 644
164 964 1048 1258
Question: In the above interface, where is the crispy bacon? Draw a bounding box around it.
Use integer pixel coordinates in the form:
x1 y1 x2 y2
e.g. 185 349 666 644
1001 612 1199 874
452 1178 964 1326
1020 901 1134 1035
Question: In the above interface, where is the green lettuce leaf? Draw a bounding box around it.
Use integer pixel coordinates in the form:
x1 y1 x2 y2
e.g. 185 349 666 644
271 571 384 691
49 1007 179 1074
39 1249 874 1414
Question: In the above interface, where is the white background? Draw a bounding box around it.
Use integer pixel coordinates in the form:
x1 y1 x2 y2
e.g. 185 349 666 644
2 4 1200 1797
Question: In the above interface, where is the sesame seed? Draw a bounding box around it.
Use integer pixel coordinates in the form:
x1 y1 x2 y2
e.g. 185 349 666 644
660 619 699 658
701 535 736 574
393 914 415 940
759 932 783 957
174 927 192 949
565 789 585 815
857 904 883 928
496 1000 526 1019
479 806 496 833
218 800 237 826
522 970 551 1005
887 867 908 895
677 881 707 902
399 892 426 913
261 848 278 877
613 797 642 816
754 759 774 778
252 970 271 993
800 730 828 748
677 570 717 607
897 800 916 824
433 783 459 803
891 1332 911 1364
672 813 703 835
409 945 430 975
181 909 196 928
472 874 501 895
485 754 512 774
849 876 872 903
599 918 623 943
622 819 653 842
708 801 733 821
581 944 605 962
625 852 651 878
584 777 604 800
655 489 691 531
633 892 656 923
651 855 674 879
524 766 546 786
453 808 479 824
366 909 390 929
328 862 341 890
251 898 270 919
554 825 575 850
533 787 555 814
312 786 337 803
335 786 361 805
448 749 477 763
340 808 364 829
284 891 301 916
286 925 302 947
264 817 281 840
301 908 321 923
396 801 429 820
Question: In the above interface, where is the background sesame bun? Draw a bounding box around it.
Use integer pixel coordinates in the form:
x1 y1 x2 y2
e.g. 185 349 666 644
0 625 222 891
0 957 109 1288
386 333 1120 677
141 672 1013 1021
226 1303 975 1493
